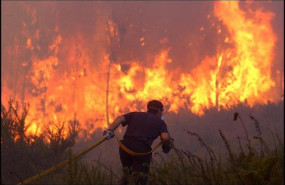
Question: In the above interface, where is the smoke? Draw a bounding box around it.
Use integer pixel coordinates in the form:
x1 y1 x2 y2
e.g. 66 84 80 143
106 2 216 68
1 2 219 85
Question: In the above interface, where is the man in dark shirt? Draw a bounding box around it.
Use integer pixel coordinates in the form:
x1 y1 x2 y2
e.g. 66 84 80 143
103 100 173 185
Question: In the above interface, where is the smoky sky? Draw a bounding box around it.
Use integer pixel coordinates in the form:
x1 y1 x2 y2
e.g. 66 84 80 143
1 1 284 97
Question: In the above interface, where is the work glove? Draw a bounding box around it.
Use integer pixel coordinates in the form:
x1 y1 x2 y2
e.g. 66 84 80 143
103 129 114 140
162 137 174 153
162 144 171 153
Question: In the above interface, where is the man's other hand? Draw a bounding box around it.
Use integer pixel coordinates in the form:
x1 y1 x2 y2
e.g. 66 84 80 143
162 144 171 153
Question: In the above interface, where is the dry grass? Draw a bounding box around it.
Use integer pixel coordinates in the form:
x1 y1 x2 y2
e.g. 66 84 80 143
1 100 284 185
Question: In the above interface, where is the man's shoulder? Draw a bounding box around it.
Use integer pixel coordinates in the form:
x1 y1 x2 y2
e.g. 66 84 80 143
124 111 144 116
133 112 149 118
123 112 146 119
125 112 163 123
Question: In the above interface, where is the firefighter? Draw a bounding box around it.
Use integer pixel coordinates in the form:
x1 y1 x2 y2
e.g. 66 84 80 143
103 100 173 185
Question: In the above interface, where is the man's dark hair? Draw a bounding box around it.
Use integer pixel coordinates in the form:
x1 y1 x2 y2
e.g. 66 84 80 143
147 100 163 114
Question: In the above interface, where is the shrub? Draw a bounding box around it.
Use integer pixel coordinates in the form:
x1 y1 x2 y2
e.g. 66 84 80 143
1 99 79 185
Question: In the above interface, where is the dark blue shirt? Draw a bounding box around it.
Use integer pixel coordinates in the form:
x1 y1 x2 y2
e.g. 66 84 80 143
122 112 168 151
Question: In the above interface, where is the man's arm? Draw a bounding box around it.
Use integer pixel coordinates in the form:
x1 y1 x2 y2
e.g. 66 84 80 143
103 116 125 140
160 132 174 153
108 115 125 131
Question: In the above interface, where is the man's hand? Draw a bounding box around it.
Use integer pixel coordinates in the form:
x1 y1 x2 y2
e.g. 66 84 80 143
103 129 114 140
162 144 171 153
162 137 174 153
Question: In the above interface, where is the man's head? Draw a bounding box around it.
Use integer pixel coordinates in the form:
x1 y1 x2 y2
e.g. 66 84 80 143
147 100 164 118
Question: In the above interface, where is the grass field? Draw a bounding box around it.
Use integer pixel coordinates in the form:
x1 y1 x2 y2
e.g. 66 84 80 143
1 100 284 185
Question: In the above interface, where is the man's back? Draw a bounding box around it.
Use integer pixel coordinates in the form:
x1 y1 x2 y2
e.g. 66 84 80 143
122 112 168 152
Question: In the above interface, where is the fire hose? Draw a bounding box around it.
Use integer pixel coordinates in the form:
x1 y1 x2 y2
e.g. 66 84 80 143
17 134 162 185
115 135 162 156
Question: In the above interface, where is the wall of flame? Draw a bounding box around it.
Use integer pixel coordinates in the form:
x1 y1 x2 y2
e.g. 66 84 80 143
1 1 283 138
